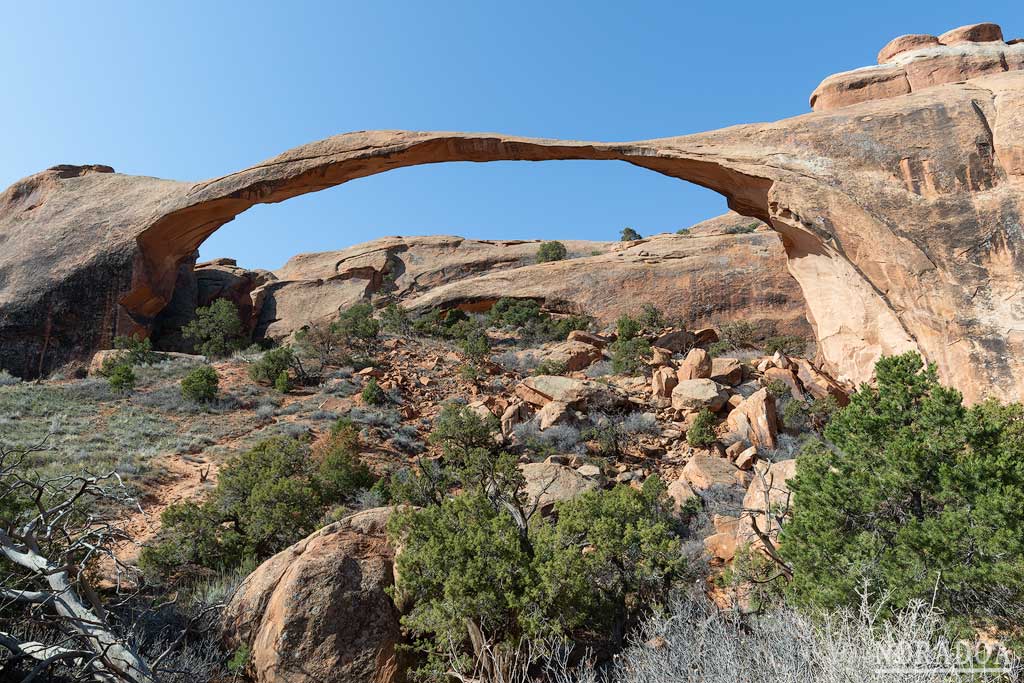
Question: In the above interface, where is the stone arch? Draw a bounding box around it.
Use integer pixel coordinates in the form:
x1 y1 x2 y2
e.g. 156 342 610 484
3 71 1023 402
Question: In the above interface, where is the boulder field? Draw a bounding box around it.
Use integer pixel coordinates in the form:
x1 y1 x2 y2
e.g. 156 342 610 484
2 23 1024 402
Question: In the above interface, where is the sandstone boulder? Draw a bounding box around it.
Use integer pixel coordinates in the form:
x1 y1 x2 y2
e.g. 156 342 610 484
667 477 698 512
726 388 779 451
651 366 678 399
877 34 940 63
710 357 743 385
671 379 728 412
939 22 1003 45
793 359 849 406
515 375 628 411
762 366 805 401
682 454 741 492
222 507 405 683
567 330 607 348
676 348 712 380
521 462 598 510
535 340 605 372
704 515 741 562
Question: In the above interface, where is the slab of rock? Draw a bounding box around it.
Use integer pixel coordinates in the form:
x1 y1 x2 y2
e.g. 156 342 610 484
567 330 608 348
711 357 743 385
537 400 573 430
653 330 694 353
793 359 849 406
878 34 940 63
222 507 405 683
521 462 598 510
667 477 698 513
515 375 628 411
726 388 779 451
671 379 728 412
939 23 1003 45
682 454 741 492
535 340 604 372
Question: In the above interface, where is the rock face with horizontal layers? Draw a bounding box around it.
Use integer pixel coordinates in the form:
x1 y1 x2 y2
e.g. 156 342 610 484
222 507 405 683
2 23 1024 403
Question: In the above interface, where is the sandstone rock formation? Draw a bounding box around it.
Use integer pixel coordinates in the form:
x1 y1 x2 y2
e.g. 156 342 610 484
3 23 1024 403
222 507 405 683
812 23 1023 111
268 227 809 342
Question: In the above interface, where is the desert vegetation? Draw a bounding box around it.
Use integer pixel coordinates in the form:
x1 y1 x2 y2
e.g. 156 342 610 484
2 295 1022 683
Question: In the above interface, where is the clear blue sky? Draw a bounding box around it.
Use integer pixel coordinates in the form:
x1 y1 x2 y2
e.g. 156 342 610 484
2 1 1019 270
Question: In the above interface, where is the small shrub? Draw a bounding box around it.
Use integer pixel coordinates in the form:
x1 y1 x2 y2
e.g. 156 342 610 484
182 299 247 357
113 334 160 365
610 337 652 375
273 370 291 394
764 378 791 399
457 364 482 382
582 423 620 457
335 302 380 348
379 303 411 334
533 359 568 376
717 320 759 350
621 227 642 241
316 420 376 501
249 346 295 385
637 303 666 331
457 328 490 363
724 222 759 234
180 365 219 403
536 240 568 263
616 314 642 341
0 369 20 386
763 335 807 356
620 411 660 435
141 433 374 580
706 340 730 358
361 377 385 405
686 408 717 446
106 362 136 394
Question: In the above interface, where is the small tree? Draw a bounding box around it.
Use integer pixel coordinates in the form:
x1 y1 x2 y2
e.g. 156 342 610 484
142 434 374 579
616 313 642 341
335 302 380 349
620 227 642 241
106 361 136 394
181 364 219 403
637 303 666 331
182 299 246 357
536 241 568 263
249 346 295 385
782 352 1024 627
686 408 717 446
610 337 651 375
388 407 682 680
379 302 412 334
113 333 160 365
361 377 385 405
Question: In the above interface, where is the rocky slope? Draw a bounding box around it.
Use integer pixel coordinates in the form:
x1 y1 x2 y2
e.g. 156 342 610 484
2 23 1023 403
